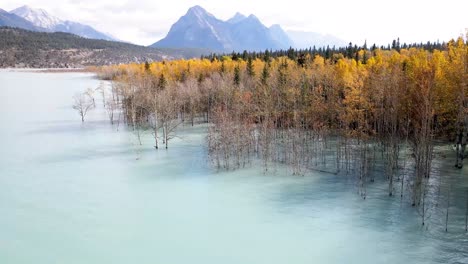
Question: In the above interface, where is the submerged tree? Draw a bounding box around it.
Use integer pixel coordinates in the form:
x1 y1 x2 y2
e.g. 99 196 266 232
72 88 95 122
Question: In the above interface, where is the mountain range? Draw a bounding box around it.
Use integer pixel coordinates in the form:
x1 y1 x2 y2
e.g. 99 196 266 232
0 5 114 41
151 6 293 52
152 5 345 52
1 4 346 53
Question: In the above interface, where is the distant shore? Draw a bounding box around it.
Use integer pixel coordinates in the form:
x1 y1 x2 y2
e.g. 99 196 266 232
0 68 91 73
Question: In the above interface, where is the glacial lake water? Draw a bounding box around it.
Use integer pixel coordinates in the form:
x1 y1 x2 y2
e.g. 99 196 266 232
0 70 467 264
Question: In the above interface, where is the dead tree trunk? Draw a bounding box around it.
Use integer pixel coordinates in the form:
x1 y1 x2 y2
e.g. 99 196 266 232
446 185 451 232
465 190 468 232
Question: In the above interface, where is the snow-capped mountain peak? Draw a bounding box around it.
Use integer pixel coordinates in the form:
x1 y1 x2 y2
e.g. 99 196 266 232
10 5 62 30
7 5 114 41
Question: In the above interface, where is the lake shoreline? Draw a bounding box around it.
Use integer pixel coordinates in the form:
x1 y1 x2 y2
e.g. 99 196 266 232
0 67 91 73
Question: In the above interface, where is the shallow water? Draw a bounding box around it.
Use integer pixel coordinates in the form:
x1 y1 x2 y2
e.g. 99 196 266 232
0 71 467 264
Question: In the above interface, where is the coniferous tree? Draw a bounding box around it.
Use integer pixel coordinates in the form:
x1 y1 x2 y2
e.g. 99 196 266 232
247 57 255 77
158 73 167 90
234 64 241 86
261 63 269 85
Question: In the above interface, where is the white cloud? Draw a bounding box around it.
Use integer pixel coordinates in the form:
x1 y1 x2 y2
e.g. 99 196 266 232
2 0 467 46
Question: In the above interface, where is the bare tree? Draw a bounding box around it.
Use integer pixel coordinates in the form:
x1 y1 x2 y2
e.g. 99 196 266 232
465 190 468 232
446 185 451 232
104 83 120 125
97 82 107 108
72 89 95 122
158 86 182 149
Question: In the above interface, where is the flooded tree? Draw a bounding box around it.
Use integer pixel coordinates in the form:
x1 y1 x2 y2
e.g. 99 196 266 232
72 89 95 122
465 190 468 232
104 83 119 125
158 85 182 149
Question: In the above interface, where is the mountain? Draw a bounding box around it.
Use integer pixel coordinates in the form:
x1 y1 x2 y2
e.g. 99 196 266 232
287 30 347 49
151 6 292 52
0 8 42 31
153 5 232 51
0 27 211 68
53 21 114 40
227 12 246 24
10 5 60 30
269 24 294 49
10 5 114 41
229 14 285 51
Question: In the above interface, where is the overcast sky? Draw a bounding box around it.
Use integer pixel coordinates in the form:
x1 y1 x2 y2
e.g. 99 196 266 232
2 0 467 46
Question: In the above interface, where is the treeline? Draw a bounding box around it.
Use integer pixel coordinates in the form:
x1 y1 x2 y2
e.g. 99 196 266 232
94 37 468 226
202 38 447 64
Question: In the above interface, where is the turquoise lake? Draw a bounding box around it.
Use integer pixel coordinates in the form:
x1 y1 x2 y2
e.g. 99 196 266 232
0 70 467 263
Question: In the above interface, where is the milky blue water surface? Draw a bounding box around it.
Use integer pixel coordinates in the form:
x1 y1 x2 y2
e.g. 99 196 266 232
0 71 467 264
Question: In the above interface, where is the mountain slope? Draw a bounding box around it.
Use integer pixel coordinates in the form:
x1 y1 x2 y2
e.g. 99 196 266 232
151 6 291 52
10 5 114 41
10 5 60 29
54 21 114 40
269 24 294 49
0 8 42 31
0 27 210 68
227 12 246 24
229 15 283 51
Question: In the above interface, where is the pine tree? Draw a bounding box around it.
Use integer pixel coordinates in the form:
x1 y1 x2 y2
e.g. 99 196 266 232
264 49 271 62
247 57 255 77
261 63 269 85
220 61 226 75
234 64 241 86
144 61 150 72
242 50 248 61
158 73 167 90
